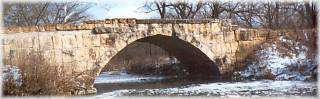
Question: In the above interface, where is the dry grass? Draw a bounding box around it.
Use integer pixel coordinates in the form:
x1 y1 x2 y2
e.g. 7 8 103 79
3 50 83 96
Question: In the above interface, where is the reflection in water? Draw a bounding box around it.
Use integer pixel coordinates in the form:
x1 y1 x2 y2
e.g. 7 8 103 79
94 71 166 84
94 71 317 97
94 71 208 94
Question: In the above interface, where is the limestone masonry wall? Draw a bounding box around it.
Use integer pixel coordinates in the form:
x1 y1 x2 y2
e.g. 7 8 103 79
1 19 276 94
2 19 271 93
2 19 269 75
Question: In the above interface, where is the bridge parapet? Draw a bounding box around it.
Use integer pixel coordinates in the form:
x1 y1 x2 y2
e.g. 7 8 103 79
4 18 223 33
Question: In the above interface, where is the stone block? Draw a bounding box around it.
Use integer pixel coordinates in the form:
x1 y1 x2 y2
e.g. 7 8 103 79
31 36 40 50
3 27 11 33
211 23 221 33
98 47 107 59
194 24 200 33
82 34 92 47
44 24 56 31
13 27 22 33
211 42 221 57
62 24 72 30
61 49 75 63
99 34 109 46
224 31 235 42
75 34 83 48
88 48 100 60
61 35 76 49
21 27 30 32
93 27 112 34
70 24 78 30
9 49 19 65
56 24 64 30
73 61 89 73
39 36 54 50
211 34 224 42
219 43 227 55
237 41 254 61
21 37 33 48
50 50 62 65
111 19 119 24
94 24 104 28
29 26 38 32
2 44 9 56
52 33 62 49
127 18 136 25
187 24 194 33
37 25 46 32
2 38 9 45
236 29 255 41
76 24 85 30
74 48 89 61
103 24 112 28
92 35 100 47
118 19 127 24
105 19 112 24
224 43 232 54
42 50 55 64
230 42 239 53
114 39 127 51
199 23 206 34
84 24 95 30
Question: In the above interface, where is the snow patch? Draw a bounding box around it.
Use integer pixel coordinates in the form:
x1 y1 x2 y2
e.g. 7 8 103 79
2 65 22 86
238 35 315 80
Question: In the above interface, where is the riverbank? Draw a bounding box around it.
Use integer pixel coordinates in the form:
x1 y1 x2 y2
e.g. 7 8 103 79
95 80 317 97
93 72 317 97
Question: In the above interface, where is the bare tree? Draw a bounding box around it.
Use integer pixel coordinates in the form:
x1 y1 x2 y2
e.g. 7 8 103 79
139 0 317 30
140 1 168 19
140 0 204 19
167 1 204 19
3 2 93 26
202 1 226 19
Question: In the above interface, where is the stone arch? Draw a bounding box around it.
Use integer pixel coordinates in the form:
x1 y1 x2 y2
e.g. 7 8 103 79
97 34 220 78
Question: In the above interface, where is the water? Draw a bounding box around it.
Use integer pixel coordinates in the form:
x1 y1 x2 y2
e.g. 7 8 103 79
94 71 317 97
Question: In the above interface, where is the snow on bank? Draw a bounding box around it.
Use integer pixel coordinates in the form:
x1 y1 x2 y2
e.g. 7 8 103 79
2 65 22 86
237 34 316 80
94 80 317 97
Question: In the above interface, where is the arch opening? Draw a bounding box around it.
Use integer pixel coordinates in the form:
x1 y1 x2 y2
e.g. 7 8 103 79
101 34 220 79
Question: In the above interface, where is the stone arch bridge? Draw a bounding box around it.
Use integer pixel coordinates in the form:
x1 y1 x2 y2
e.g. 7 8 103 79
2 18 267 94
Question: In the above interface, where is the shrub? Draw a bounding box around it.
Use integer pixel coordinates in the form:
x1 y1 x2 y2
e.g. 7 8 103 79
3 50 81 96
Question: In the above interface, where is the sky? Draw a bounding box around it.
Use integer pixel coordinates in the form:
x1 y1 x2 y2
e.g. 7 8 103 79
86 0 156 19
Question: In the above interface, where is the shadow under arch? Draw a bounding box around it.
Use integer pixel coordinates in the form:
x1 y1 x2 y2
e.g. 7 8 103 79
103 34 220 79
